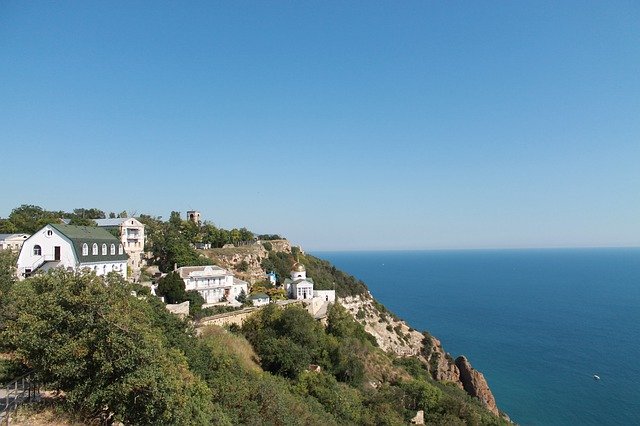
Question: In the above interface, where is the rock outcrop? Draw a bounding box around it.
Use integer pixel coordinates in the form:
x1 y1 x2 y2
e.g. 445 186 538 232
200 244 268 283
455 355 499 416
421 333 462 385
339 293 504 416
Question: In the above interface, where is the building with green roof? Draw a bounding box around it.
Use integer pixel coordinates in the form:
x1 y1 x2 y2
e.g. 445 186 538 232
16 223 128 280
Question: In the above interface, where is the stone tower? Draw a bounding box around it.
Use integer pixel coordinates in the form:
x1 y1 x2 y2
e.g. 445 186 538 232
187 210 201 224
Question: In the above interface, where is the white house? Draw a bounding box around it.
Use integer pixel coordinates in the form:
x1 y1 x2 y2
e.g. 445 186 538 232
16 224 128 279
94 218 145 279
177 265 248 304
284 262 315 300
0 233 30 251
247 292 270 307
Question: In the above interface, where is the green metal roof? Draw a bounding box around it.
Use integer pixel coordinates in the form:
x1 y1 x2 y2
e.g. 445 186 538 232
49 223 128 263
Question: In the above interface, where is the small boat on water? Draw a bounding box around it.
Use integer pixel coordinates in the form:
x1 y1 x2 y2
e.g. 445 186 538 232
593 374 601 380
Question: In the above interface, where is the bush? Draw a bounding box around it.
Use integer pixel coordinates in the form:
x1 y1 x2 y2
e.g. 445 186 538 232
1 270 214 424
156 271 187 304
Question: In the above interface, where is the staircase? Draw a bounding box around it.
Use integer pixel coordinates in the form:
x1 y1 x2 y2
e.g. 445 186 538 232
0 372 39 425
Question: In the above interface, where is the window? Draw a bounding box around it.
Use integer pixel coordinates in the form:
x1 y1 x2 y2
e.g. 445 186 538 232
102 244 107 255
33 245 41 256
82 243 88 256
110 244 115 255
46 230 53 237
92 243 98 255
118 245 123 255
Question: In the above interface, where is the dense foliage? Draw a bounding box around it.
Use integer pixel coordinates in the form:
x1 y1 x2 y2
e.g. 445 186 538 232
0 205 127 234
1 270 214 424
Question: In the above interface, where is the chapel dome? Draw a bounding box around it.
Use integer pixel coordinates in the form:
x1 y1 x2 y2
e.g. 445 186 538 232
291 262 306 272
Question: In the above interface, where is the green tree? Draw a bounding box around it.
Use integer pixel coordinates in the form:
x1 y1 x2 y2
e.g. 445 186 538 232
72 208 106 219
7 204 62 234
0 250 18 334
185 290 205 317
1 270 214 424
236 289 247 304
68 217 97 226
157 271 187 304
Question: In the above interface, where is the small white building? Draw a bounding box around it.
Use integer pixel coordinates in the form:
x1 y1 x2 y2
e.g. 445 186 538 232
284 262 315 300
95 218 145 279
177 265 248 304
0 233 30 251
16 224 128 279
248 292 270 306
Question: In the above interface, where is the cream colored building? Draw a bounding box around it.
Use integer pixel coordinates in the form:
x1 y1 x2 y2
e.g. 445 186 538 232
95 218 145 280
177 265 248 305
0 233 30 251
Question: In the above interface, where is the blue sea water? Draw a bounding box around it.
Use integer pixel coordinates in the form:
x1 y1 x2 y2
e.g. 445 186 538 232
315 248 640 425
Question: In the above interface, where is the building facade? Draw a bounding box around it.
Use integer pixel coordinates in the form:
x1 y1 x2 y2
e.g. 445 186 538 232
0 233 30 251
94 218 145 279
16 224 128 279
177 265 248 304
284 262 315 300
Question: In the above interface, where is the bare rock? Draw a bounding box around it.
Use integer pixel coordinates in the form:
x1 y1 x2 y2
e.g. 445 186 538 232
455 355 499 416
421 334 462 386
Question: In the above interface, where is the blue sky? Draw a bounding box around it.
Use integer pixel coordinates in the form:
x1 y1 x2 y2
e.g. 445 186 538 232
1 1 638 250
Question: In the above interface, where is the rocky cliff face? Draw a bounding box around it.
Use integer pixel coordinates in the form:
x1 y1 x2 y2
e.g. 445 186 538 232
456 356 499 416
201 244 268 283
199 239 295 283
339 293 503 417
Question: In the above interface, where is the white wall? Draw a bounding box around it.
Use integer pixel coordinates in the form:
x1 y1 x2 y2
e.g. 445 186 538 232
17 226 76 278
313 290 336 302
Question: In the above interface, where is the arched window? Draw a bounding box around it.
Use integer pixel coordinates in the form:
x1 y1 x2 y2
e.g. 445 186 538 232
101 244 107 255
118 244 123 255
92 243 98 255
33 245 41 256
82 243 88 256
110 244 115 255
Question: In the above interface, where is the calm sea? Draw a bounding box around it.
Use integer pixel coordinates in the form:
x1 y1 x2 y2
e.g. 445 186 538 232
315 248 640 425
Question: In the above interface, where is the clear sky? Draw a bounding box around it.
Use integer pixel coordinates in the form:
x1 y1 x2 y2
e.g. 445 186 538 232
1 1 638 250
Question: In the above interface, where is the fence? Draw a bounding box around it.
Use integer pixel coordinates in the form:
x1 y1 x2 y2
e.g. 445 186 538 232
0 371 39 425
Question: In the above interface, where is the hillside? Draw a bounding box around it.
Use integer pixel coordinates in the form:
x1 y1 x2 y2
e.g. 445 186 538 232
199 241 507 420
0 207 510 424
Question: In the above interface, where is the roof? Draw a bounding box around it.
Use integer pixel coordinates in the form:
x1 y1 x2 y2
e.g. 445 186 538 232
94 218 144 227
0 233 29 240
284 277 314 286
291 262 306 272
177 265 228 279
48 223 128 263
248 293 269 300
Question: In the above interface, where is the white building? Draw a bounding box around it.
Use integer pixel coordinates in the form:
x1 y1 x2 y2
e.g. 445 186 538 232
248 292 270 306
94 218 145 279
177 265 248 304
0 233 30 251
284 262 315 300
16 224 128 279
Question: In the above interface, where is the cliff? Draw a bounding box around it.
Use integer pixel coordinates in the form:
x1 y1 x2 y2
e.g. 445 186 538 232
340 293 502 417
199 239 294 284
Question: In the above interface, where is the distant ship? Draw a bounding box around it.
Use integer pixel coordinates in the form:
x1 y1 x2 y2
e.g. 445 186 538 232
593 374 601 380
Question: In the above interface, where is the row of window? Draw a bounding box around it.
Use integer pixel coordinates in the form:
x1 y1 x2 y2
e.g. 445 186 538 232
33 243 124 256
82 243 124 256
